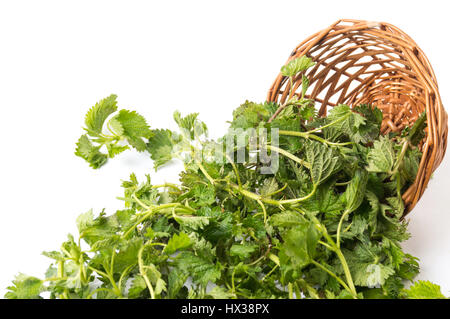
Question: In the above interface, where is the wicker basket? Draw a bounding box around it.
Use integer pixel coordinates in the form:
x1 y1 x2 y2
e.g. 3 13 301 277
267 19 448 216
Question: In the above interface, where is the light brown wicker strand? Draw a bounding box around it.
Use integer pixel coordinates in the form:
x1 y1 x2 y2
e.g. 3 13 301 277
267 19 448 216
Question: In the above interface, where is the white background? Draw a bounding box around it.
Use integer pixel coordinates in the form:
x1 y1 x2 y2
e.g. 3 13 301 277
0 0 449 297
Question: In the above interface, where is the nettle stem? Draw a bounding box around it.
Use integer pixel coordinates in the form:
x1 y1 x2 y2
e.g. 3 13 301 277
278 113 354 147
138 243 156 299
279 130 353 147
311 216 357 298
265 144 311 169
122 203 195 238
390 138 409 176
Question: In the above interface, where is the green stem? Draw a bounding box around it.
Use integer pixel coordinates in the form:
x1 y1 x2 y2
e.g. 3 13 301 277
279 130 353 147
225 153 242 188
138 244 156 299
310 260 351 294
307 113 351 133
310 215 357 298
229 183 317 206
122 203 194 238
263 182 288 197
118 264 135 292
390 138 409 176
265 144 311 169
288 283 294 299
195 160 216 185
336 209 351 249
261 264 279 282
334 249 357 298
132 193 150 210
86 265 121 297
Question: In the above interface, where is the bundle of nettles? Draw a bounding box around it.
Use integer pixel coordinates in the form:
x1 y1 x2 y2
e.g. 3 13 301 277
6 57 447 299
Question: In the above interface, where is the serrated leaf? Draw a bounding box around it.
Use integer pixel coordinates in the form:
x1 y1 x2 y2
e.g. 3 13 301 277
106 144 129 158
408 112 426 146
270 211 305 227
344 169 368 213
108 117 124 136
281 56 315 77
402 280 446 299
147 129 178 169
305 141 341 185
84 94 118 135
113 110 153 151
165 232 192 255
280 221 318 270
75 135 108 169
5 274 44 299
127 275 147 298
366 136 395 173
174 111 208 138
174 215 210 230
208 286 236 299
301 74 309 98
230 244 258 259
76 209 94 234
259 178 279 197
175 252 221 287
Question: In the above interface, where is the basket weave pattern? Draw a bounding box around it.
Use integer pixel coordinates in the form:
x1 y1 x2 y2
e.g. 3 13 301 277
267 19 448 215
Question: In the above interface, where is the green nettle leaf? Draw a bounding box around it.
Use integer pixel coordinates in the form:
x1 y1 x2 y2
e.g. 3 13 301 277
5 274 44 299
174 215 210 231
306 141 341 185
299 104 316 121
407 111 427 146
84 94 118 135
165 232 192 255
192 183 216 206
230 244 258 259
402 280 446 299
113 238 143 273
208 286 236 299
75 134 108 169
230 101 272 129
76 209 95 233
385 196 405 219
366 136 396 173
259 178 279 197
400 148 421 184
113 109 153 151
108 117 125 136
281 56 315 77
280 222 318 269
354 104 383 127
364 264 395 287
173 111 208 138
344 169 369 213
301 74 309 98
147 129 178 169
168 268 188 298
302 180 344 214
106 144 129 158
175 252 221 287
324 104 371 143
127 275 147 298
270 211 305 228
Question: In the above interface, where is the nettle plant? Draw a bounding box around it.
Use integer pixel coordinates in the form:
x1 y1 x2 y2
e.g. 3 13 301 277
6 57 446 299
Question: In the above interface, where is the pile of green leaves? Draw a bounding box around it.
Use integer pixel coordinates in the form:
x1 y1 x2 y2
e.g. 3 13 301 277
6 57 446 299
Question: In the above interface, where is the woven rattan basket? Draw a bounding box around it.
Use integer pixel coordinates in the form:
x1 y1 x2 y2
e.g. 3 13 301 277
267 19 448 216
